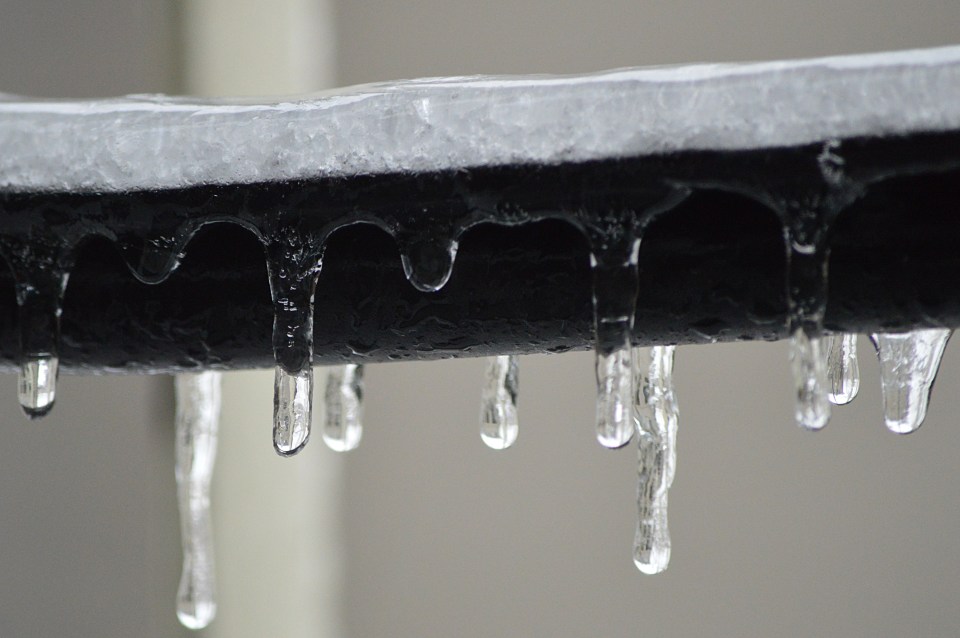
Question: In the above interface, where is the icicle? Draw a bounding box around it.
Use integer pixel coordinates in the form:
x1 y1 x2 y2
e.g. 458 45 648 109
400 237 459 292
825 333 860 405
479 355 519 450
18 355 58 418
174 371 221 630
274 366 313 456
323 364 364 452
789 327 830 430
871 328 951 434
632 345 678 575
590 239 640 449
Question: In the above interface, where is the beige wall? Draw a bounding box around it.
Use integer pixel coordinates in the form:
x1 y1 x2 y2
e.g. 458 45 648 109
0 1 960 637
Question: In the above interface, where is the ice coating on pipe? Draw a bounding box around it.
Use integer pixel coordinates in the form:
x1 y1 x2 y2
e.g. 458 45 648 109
2 46 960 194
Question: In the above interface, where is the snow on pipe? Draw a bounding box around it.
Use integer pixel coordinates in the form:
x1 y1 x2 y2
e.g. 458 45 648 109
2 47 960 626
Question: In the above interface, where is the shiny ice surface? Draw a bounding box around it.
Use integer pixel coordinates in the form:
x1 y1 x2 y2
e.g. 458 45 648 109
479 355 519 450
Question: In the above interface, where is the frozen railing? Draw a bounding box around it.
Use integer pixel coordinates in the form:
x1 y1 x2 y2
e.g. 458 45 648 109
1 45 959 628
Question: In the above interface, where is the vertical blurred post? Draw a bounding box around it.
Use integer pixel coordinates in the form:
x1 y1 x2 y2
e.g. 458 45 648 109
178 1 342 636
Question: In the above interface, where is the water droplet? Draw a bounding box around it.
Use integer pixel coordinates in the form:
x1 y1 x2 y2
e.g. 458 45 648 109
400 238 458 292
273 366 313 456
174 371 221 630
825 333 860 405
596 346 634 448
789 328 830 430
18 356 58 419
323 364 364 452
632 345 678 574
871 328 951 434
479 355 519 450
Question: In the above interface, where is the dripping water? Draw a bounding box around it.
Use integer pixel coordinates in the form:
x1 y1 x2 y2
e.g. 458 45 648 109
479 355 519 450
825 333 860 405
18 355 58 419
274 367 313 456
789 328 830 430
323 364 364 452
632 345 678 575
174 371 221 630
870 328 951 434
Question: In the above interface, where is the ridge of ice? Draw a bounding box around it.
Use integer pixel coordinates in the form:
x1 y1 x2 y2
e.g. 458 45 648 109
2 45 960 194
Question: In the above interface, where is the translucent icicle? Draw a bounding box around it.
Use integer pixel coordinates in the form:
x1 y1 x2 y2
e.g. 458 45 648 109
174 371 221 630
273 366 313 456
871 328 951 434
18 355 58 419
789 328 830 430
479 355 519 450
596 346 634 448
323 364 364 452
632 345 678 575
825 333 860 405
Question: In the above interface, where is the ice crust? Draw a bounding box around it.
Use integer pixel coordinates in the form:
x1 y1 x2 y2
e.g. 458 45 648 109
1 46 960 194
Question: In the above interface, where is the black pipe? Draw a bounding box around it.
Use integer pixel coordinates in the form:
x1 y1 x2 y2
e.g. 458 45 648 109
0 132 958 373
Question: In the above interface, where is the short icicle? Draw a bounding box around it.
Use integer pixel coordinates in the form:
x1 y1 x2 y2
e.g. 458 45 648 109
174 371 222 630
590 238 641 449
789 327 830 430
479 355 519 450
323 364 365 452
632 345 678 575
18 356 58 418
274 366 314 455
824 333 860 405
870 328 951 434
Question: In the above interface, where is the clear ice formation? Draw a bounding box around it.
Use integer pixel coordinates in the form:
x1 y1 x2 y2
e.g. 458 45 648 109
18 356 58 418
870 328 951 434
825 333 860 405
480 355 519 450
323 364 365 452
273 366 313 456
595 347 635 448
789 328 830 430
632 346 678 575
2 47 960 194
174 371 221 630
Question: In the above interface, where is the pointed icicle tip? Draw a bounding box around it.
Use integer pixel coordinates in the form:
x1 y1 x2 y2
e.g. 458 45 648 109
789 328 830 431
273 365 313 456
871 328 951 434
18 356 58 419
322 364 364 452
825 333 860 406
480 355 519 450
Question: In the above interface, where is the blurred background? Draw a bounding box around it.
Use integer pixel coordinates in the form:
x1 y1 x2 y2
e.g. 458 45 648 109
1 1 960 636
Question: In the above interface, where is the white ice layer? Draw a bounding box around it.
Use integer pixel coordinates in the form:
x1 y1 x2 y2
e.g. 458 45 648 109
174 371 221 630
2 46 960 193
871 328 951 434
480 355 519 450
825 333 860 405
322 364 364 452
633 345 678 575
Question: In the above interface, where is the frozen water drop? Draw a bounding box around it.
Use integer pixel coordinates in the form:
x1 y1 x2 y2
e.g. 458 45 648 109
18 356 58 419
632 345 678 575
400 238 458 292
596 346 634 448
323 364 364 452
174 371 221 631
789 328 830 430
273 366 313 456
871 328 951 434
825 332 860 405
479 355 519 450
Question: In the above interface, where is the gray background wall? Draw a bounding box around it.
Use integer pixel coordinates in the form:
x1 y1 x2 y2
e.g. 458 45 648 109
1 1 960 636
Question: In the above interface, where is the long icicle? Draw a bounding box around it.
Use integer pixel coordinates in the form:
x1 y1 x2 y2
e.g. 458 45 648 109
323 364 365 452
871 328 951 434
479 355 519 450
824 333 860 405
632 345 678 575
174 371 222 630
